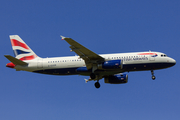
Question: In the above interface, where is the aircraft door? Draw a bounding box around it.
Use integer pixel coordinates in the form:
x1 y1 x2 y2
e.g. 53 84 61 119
149 52 155 61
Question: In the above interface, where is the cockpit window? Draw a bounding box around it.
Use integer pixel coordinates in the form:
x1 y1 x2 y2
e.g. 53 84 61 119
161 54 168 57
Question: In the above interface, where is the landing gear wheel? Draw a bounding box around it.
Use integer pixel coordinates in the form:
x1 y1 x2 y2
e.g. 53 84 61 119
152 75 156 80
151 70 156 80
94 82 100 88
90 73 96 79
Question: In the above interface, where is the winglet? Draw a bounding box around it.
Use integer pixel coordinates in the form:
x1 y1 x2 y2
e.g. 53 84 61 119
60 35 66 40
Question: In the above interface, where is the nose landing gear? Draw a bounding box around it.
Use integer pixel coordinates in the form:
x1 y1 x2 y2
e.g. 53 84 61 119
151 70 156 80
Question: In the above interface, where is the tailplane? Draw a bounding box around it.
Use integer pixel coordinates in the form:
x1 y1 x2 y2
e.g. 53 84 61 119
10 35 39 61
4 55 28 65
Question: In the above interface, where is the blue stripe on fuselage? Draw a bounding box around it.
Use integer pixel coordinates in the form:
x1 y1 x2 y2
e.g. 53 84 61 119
33 62 175 75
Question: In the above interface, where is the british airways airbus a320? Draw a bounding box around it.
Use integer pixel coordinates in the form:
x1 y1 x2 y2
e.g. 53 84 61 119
5 35 176 88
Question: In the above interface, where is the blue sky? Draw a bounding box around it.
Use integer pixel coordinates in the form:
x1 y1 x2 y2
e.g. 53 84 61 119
0 0 180 120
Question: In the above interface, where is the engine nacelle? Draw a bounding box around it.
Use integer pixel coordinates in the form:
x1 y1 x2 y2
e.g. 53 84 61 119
104 74 128 84
98 60 123 69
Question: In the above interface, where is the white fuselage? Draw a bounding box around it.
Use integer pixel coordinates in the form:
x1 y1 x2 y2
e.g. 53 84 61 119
14 51 176 76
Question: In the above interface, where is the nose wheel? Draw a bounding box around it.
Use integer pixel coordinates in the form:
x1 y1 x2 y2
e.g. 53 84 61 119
152 75 156 80
151 70 156 80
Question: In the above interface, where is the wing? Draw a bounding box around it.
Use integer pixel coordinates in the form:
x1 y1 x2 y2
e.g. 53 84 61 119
61 36 104 69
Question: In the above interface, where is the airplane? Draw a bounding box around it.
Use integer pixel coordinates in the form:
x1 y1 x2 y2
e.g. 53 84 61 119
5 35 176 88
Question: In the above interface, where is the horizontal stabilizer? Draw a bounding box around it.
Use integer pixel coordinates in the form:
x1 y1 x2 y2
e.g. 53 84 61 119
4 55 28 65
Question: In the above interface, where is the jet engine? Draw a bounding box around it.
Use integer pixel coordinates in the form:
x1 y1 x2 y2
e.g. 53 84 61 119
98 60 123 69
104 74 128 84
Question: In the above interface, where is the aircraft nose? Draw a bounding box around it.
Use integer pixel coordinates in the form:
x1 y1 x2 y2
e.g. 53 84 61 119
169 58 176 66
173 59 176 65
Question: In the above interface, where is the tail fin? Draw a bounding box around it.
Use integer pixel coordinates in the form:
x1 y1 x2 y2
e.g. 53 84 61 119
10 35 39 61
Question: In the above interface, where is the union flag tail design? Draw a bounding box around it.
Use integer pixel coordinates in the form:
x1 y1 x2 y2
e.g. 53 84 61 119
10 35 39 61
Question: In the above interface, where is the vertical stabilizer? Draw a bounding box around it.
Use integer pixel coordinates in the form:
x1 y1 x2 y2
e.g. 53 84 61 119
10 35 39 61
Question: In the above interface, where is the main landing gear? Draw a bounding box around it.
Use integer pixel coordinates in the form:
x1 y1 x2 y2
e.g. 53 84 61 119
151 70 156 80
90 73 101 89
90 73 96 79
94 81 100 89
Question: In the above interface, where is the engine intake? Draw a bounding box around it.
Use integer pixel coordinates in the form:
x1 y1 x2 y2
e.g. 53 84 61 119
98 60 123 69
104 74 128 84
